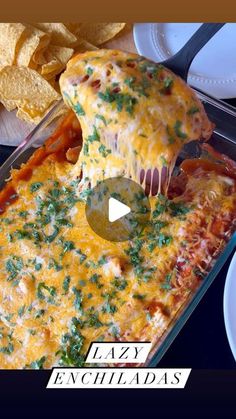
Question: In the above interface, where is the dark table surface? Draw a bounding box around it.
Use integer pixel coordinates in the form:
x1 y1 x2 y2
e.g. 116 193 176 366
0 97 235 369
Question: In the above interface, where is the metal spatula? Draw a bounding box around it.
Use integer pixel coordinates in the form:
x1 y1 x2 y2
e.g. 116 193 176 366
161 23 225 81
143 22 225 195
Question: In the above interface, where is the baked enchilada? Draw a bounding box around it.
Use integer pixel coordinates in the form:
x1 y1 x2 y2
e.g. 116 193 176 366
0 50 235 369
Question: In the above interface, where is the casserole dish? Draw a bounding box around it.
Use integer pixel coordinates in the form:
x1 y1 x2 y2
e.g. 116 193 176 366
0 90 235 368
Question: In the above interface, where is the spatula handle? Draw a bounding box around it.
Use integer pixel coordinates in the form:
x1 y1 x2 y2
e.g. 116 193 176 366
162 23 225 80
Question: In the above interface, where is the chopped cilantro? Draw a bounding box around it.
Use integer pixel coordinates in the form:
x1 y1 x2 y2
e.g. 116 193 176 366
26 356 46 369
187 106 200 115
174 120 187 139
110 325 120 338
160 76 173 94
37 282 56 303
84 312 103 328
95 114 107 126
30 182 43 193
102 302 117 314
112 277 128 291
63 276 71 294
160 155 168 167
83 142 89 156
62 240 75 253
74 102 85 116
98 88 138 115
44 225 59 243
49 188 61 199
169 201 191 217
97 255 107 266
18 305 25 317
161 273 172 290
19 211 29 218
86 67 93 76
157 233 173 248
35 309 45 319
14 229 32 240
0 342 14 355
58 317 85 367
132 294 146 300
76 249 87 264
72 287 83 312
48 258 63 271
98 144 111 158
35 262 42 271
5 256 23 281
87 125 100 143
89 273 103 289
124 76 136 87
163 77 173 89
7 233 13 242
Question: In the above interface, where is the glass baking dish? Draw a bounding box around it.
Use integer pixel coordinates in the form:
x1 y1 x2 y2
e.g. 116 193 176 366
0 90 236 368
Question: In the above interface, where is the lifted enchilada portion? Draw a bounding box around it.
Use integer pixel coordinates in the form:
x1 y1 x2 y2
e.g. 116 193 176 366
60 49 212 193
0 51 235 369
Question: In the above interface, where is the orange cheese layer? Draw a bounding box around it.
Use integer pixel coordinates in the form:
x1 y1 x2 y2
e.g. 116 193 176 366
0 149 235 368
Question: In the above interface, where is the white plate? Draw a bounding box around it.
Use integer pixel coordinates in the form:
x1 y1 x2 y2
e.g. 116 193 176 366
133 23 236 99
224 252 236 361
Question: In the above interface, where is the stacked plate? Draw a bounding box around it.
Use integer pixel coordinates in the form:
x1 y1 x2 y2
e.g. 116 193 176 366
133 23 236 99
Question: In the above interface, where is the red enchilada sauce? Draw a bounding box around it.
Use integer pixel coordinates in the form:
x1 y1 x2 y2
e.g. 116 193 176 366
0 112 82 213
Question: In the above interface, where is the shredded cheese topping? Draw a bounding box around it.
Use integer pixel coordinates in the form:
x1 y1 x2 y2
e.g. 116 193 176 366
0 51 235 369
60 49 212 193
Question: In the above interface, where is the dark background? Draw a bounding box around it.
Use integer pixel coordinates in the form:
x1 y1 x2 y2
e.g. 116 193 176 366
0 98 235 370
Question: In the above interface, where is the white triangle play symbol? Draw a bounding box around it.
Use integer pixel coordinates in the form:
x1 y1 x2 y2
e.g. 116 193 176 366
108 197 131 222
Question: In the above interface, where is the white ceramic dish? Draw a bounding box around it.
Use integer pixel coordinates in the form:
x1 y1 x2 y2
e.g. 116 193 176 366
133 23 236 99
224 252 236 361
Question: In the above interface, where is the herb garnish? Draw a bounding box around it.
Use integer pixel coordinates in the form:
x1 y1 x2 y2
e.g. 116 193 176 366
30 182 43 193
187 106 200 115
74 102 85 116
87 125 100 143
57 317 85 367
98 88 138 115
98 144 112 158
63 276 71 294
37 282 56 303
161 273 172 290
174 120 187 139
5 256 23 281
95 114 107 126
26 356 46 369
72 287 83 312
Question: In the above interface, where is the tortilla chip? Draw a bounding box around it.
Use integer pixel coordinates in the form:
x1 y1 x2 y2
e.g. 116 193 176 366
47 45 74 64
41 60 63 78
0 23 26 66
76 23 126 45
0 66 60 123
40 44 74 80
33 23 77 47
16 25 50 68
64 23 81 33
74 39 98 53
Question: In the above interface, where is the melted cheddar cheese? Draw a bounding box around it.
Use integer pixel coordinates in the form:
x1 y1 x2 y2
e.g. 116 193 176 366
60 50 213 192
0 131 235 368
0 50 235 369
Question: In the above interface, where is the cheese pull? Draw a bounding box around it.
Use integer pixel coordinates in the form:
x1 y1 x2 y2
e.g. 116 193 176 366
60 49 213 193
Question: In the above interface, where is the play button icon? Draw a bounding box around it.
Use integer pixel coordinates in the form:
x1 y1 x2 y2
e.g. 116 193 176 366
85 177 151 242
108 197 131 222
